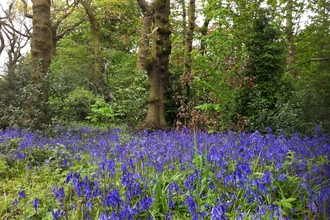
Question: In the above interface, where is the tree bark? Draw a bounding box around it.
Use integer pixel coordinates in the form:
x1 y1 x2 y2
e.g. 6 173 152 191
25 0 52 128
81 0 103 90
182 0 195 97
286 0 297 76
137 0 153 71
140 0 172 130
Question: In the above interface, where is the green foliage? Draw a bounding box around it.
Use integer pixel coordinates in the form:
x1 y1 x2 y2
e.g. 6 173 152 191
0 58 31 129
292 5 330 134
110 69 149 127
49 87 99 122
86 99 115 126
233 9 292 133
50 38 93 96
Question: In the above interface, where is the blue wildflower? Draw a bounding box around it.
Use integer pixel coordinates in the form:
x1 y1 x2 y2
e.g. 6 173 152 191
86 201 92 211
12 199 18 206
33 198 39 212
168 199 175 208
138 196 154 212
51 208 65 219
18 189 25 199
104 188 122 209
263 170 272 185
54 187 65 203
98 212 109 220
211 204 226 220
184 173 197 191
185 196 197 216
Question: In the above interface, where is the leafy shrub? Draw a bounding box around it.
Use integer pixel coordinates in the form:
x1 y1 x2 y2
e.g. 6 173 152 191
49 87 99 122
233 9 293 134
110 70 149 127
0 58 31 128
86 99 115 126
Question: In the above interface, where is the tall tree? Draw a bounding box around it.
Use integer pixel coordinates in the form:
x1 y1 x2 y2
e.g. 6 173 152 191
136 0 153 71
80 0 103 90
234 8 289 132
24 0 52 128
137 0 172 130
181 0 195 97
285 0 295 74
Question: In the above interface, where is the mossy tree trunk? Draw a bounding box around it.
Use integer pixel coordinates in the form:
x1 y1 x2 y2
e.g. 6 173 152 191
25 0 52 129
137 0 153 71
139 0 172 130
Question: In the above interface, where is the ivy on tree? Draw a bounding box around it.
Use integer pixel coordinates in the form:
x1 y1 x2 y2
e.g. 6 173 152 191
234 9 291 132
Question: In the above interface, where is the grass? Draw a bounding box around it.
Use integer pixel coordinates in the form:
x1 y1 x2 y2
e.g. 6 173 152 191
0 125 329 219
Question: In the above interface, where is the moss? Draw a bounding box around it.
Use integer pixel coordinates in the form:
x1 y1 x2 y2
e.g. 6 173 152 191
145 56 156 70
156 37 163 45
161 16 169 23
158 24 172 35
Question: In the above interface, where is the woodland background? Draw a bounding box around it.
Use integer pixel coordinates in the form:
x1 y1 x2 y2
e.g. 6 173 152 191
0 0 329 135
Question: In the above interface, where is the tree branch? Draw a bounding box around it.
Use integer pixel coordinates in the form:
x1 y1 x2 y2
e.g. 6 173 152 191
0 25 5 55
311 57 330 61
56 18 85 39
138 27 158 42
137 0 149 13
21 0 33 18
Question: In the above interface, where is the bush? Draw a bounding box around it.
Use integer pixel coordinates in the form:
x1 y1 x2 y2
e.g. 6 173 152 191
86 99 115 126
0 58 31 129
49 87 99 122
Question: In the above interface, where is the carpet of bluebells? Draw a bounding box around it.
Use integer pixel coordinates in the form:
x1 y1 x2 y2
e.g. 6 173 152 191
0 125 329 219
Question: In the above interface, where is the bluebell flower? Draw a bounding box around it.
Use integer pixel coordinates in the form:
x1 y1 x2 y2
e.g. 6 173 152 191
18 189 25 199
98 212 109 220
184 173 197 191
185 196 197 216
168 199 175 208
168 181 180 194
277 173 287 181
51 208 65 219
211 204 226 220
12 199 18 206
104 188 122 209
119 204 134 220
54 187 65 203
107 159 116 177
86 201 92 211
33 198 39 212
263 170 272 185
138 196 154 212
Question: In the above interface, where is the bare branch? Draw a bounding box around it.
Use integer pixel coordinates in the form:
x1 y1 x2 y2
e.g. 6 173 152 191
311 57 330 61
2 22 31 38
0 25 5 55
56 18 85 39
138 27 158 42
21 0 33 18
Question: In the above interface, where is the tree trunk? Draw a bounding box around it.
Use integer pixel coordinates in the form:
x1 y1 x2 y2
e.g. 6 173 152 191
25 0 51 128
93 28 102 86
140 0 172 130
182 0 195 97
286 0 297 75
137 0 153 71
81 0 103 90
